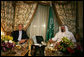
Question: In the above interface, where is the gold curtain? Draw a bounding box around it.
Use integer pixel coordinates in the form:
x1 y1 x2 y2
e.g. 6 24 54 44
14 1 38 30
54 2 76 34
1 1 14 33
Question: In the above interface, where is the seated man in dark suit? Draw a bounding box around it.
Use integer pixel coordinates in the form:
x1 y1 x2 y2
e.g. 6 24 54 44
11 24 29 44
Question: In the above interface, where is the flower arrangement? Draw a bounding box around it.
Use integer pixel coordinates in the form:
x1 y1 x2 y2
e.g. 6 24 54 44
1 35 13 41
56 37 75 53
1 35 16 52
54 37 83 56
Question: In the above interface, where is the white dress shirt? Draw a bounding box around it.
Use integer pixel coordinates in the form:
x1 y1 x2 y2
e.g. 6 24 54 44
18 31 22 41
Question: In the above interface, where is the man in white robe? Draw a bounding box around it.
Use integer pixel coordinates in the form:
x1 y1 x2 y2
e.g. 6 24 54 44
49 26 76 43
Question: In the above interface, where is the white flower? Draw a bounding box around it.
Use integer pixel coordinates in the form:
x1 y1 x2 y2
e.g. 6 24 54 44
5 40 8 43
50 44 54 47
9 40 13 43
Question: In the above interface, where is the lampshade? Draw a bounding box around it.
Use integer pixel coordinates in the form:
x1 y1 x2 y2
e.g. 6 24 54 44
1 27 5 35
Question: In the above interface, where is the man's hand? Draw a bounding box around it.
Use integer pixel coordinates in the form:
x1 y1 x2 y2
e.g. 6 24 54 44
49 39 54 43
49 39 56 43
19 39 26 44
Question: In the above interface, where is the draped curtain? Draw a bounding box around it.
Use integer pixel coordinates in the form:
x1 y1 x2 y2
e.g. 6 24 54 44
54 1 77 34
1 1 14 33
1 1 38 34
27 5 49 41
14 1 38 30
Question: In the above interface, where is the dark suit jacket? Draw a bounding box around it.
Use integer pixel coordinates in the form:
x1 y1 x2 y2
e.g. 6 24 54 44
11 30 29 42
